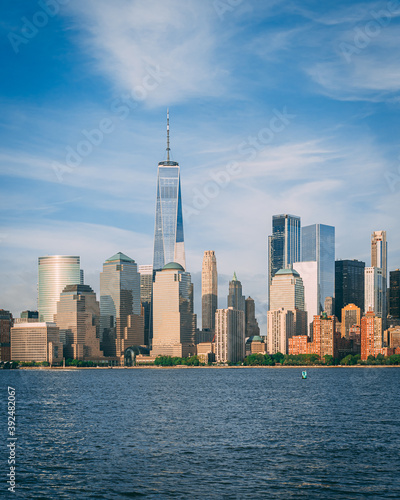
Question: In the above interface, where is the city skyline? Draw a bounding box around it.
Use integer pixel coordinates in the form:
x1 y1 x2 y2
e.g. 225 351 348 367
1 1 400 334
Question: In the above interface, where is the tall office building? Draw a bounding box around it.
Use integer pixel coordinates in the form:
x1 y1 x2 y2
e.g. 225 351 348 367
269 269 305 312
38 255 83 322
228 272 245 313
153 111 185 272
335 259 365 318
55 284 103 360
100 252 141 358
268 268 307 350
151 262 196 358
245 297 260 338
301 223 335 314
365 267 383 317
0 309 13 362
268 214 301 287
312 313 338 359
292 261 318 334
267 308 294 355
215 307 245 364
139 264 153 347
371 230 387 323
341 304 361 339
202 251 218 331
390 269 400 318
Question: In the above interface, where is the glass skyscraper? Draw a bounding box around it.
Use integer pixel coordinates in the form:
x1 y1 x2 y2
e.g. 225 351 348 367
301 224 335 315
268 214 301 292
38 255 83 322
153 112 185 272
100 252 140 357
335 259 365 318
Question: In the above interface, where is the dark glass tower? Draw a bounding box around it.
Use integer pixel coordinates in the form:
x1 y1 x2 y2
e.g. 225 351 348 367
153 111 185 272
335 259 365 318
268 214 301 286
389 269 400 318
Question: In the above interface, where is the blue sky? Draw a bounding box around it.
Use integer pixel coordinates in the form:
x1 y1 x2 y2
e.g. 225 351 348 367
1 0 399 332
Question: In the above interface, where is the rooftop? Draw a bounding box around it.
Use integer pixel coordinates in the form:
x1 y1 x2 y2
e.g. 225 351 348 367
163 262 185 271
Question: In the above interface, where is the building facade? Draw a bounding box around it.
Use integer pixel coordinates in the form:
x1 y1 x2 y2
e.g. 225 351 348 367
151 262 196 358
202 250 218 331
269 268 305 311
215 307 245 364
153 112 185 272
0 309 13 362
245 297 260 338
335 259 365 318
139 264 153 347
100 252 141 357
267 308 294 355
301 223 335 317
38 255 83 322
11 322 63 364
364 267 383 317
268 214 301 288
292 261 318 334
361 311 383 360
389 269 400 319
54 284 103 360
228 272 245 313
341 304 361 340
371 230 387 325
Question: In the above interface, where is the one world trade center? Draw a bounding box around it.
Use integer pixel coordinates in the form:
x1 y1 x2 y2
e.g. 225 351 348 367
153 111 186 272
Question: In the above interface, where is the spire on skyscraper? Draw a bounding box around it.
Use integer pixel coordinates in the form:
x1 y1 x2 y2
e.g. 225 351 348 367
166 108 170 161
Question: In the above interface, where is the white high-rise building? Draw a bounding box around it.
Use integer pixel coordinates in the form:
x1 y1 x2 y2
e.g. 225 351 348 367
293 261 318 334
215 307 245 364
365 267 383 318
267 308 294 355
371 230 387 327
38 255 83 323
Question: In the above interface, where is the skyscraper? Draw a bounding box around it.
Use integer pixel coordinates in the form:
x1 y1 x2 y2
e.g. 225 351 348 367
268 268 307 350
38 255 83 322
54 284 103 360
371 230 387 324
100 252 141 358
245 297 260 338
0 309 13 362
151 262 196 358
365 267 383 318
292 261 318 334
389 269 400 318
301 223 335 314
268 214 301 287
335 259 365 318
228 272 245 313
139 264 153 346
215 307 245 364
202 251 218 331
153 111 185 272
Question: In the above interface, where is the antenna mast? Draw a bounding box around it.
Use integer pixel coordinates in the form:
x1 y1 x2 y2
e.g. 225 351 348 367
166 109 170 161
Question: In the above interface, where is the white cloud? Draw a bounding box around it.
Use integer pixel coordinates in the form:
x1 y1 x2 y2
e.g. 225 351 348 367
66 0 226 106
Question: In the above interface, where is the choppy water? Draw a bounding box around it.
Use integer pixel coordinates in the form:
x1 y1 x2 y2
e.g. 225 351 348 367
1 367 400 499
